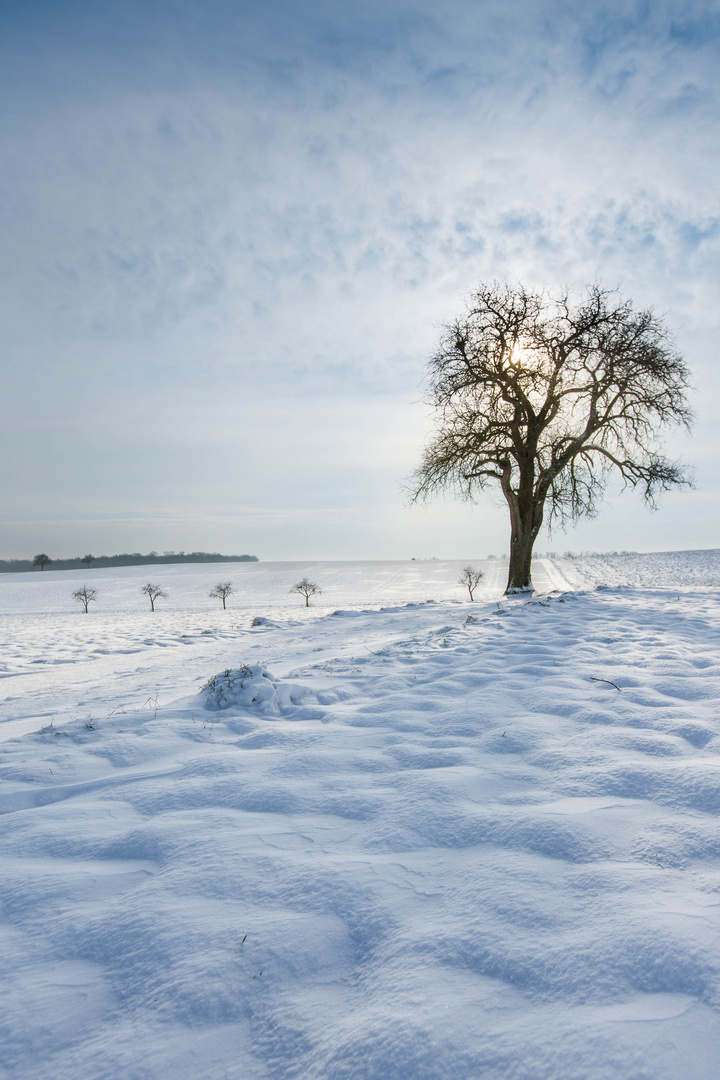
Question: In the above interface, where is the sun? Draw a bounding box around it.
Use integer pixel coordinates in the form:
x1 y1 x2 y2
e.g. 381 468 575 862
509 340 526 367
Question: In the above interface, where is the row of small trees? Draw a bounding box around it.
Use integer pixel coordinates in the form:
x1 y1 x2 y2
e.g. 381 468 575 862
71 570 485 613
72 581 236 613
70 578 325 613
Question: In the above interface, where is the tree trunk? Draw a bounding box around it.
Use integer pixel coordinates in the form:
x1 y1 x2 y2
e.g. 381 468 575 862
503 468 543 593
506 520 535 591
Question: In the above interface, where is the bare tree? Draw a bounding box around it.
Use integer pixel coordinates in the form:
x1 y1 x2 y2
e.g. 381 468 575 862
81 554 95 569
458 565 484 601
141 583 168 611
290 577 322 607
209 581 234 609
72 585 97 613
33 554 52 571
411 283 693 593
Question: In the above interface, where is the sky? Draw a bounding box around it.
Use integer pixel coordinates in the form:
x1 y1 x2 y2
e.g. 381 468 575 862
1 0 719 561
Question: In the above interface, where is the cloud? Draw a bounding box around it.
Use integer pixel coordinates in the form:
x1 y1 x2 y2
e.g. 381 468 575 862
0 0 717 555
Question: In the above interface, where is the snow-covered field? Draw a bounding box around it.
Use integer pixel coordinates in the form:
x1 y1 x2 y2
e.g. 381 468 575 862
558 549 720 590
2 555 720 1079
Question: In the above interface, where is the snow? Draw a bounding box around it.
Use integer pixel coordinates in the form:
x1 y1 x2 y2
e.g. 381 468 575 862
2 555 720 1078
557 549 720 590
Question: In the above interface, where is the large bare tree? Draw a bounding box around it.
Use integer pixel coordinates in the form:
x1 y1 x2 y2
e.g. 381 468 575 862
411 283 693 592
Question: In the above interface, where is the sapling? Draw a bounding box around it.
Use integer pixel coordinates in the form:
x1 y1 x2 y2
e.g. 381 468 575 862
290 577 322 607
141 583 167 611
458 565 483 601
72 585 98 613
209 581 234 609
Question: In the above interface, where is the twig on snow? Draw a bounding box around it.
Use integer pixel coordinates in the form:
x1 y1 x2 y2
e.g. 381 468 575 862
589 676 622 691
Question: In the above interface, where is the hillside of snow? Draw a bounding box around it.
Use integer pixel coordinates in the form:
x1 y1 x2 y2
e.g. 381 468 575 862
559 549 720 590
2 554 720 1078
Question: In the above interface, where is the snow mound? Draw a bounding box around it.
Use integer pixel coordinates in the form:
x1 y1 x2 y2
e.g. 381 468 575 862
201 664 314 715
250 615 284 628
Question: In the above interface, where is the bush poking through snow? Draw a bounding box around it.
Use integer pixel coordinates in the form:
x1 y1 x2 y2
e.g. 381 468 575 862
458 565 484 600
72 585 98 613
290 577 322 607
141 583 168 611
202 664 313 714
209 581 234 609
202 665 253 696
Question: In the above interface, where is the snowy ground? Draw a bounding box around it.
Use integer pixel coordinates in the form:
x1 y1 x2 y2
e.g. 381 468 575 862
557 550 720 590
2 555 720 1079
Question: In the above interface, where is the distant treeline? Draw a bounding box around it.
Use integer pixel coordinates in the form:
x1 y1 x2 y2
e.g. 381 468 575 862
0 552 259 573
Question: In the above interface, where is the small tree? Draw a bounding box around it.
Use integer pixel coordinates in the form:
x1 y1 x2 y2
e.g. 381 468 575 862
72 585 97 613
458 565 483 601
209 581 234 609
33 554 52 571
290 577 322 607
411 282 693 592
141 583 167 611
81 554 95 569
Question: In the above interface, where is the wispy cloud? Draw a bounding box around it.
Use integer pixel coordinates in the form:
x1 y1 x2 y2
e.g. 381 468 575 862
0 0 717 556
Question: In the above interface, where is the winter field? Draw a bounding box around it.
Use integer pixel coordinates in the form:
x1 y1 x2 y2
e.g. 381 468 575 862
2 554 720 1079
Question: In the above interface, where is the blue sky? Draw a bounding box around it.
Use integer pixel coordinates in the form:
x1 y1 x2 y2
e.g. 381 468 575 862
1 0 718 559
